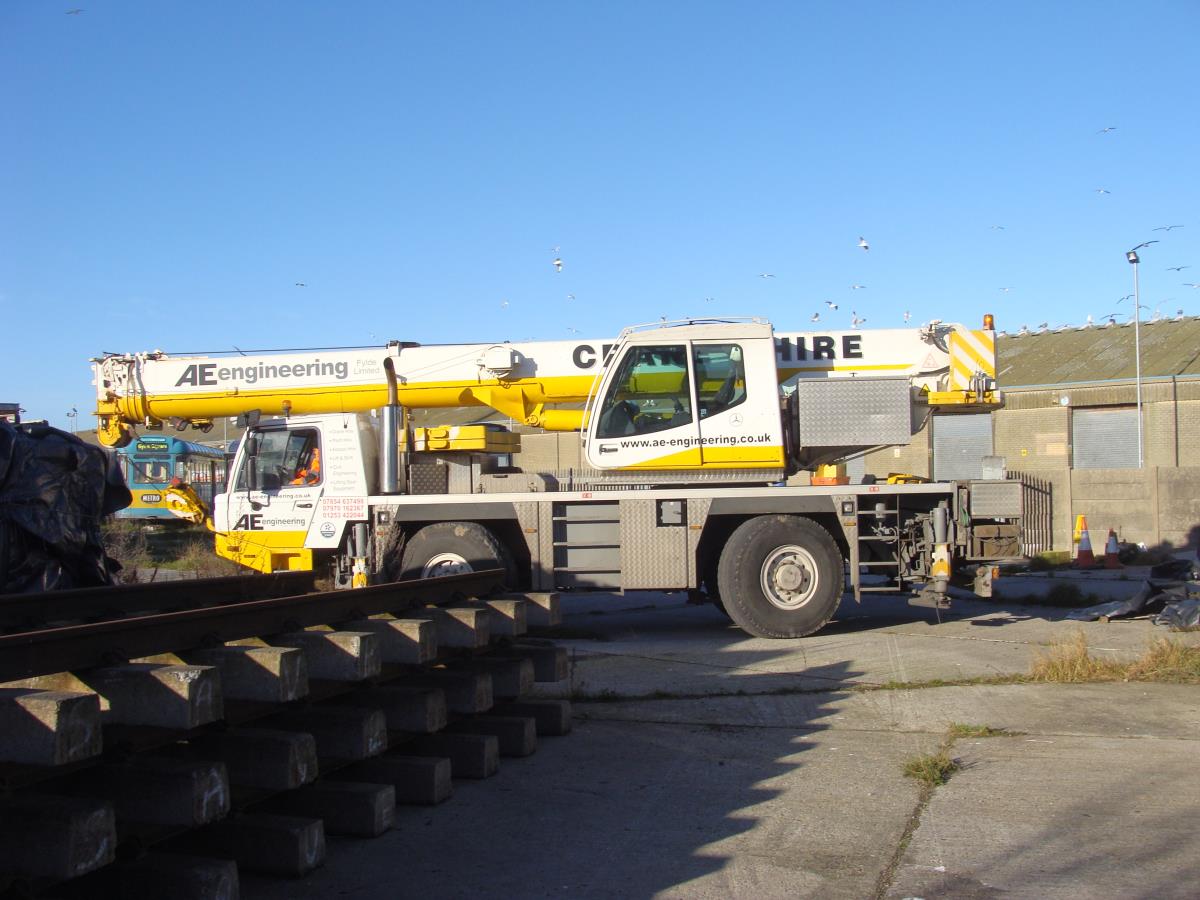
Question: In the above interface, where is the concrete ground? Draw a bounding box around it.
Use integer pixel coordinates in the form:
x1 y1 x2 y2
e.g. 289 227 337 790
245 576 1200 899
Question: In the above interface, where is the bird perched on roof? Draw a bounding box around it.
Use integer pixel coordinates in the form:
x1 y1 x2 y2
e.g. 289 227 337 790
858 236 869 251
1037 321 1049 330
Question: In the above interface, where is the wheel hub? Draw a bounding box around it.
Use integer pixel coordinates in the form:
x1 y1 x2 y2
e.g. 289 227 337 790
421 552 473 578
760 545 818 610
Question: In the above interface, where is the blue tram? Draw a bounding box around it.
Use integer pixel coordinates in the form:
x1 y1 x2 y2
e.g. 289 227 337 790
114 436 228 521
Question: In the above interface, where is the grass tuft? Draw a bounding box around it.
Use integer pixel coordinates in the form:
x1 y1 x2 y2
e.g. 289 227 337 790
903 750 959 787
1031 631 1200 684
1123 637 1200 683
1029 631 1125 682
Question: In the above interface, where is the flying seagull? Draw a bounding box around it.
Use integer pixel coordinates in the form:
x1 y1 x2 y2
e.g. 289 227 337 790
1153 225 1184 232
553 257 563 273
999 287 1014 293
1167 265 1191 272
850 284 866 290
1183 283 1200 289
500 299 509 308
294 282 305 287
1129 240 1159 253
1118 294 1134 302
824 300 838 310
810 313 821 323
759 273 775 278
1096 126 1117 134
65 8 83 13
857 236 869 251
903 310 911 323
567 293 576 301
1095 188 1111 195
851 312 866 328
990 224 1006 230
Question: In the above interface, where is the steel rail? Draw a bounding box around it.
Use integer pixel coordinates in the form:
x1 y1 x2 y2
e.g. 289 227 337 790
0 571 317 631
0 569 504 683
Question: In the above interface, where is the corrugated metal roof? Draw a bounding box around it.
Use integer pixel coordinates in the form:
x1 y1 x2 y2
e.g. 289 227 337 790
997 317 1200 387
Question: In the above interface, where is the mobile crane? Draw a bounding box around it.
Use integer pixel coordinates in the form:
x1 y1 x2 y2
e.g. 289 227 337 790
92 316 1021 638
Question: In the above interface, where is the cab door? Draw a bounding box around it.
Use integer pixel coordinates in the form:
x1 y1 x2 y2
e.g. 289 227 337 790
692 340 784 469
584 341 702 470
220 425 324 572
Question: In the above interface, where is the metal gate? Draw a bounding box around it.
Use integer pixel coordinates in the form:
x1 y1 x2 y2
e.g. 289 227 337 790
1008 471 1053 555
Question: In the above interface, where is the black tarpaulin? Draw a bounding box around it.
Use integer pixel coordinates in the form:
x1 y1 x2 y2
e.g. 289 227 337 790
0 421 131 593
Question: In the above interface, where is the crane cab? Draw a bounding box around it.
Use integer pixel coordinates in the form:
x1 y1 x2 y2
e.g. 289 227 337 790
582 320 786 477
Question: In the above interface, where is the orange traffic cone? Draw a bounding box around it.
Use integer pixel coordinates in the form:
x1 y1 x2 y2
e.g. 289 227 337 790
1075 517 1096 568
1104 529 1123 569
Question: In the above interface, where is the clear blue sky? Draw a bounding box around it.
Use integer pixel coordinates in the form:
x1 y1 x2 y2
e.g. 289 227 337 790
3 1 1198 430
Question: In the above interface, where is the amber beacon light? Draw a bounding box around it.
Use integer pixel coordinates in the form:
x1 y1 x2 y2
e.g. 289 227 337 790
983 313 994 330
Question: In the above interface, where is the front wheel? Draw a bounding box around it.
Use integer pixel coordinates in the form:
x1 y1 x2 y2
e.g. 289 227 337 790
716 515 844 638
398 522 516 593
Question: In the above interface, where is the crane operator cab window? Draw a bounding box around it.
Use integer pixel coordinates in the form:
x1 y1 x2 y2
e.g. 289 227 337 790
694 344 746 419
236 428 322 491
595 344 693 438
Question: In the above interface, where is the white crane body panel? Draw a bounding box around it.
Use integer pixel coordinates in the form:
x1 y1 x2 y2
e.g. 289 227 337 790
93 317 1018 639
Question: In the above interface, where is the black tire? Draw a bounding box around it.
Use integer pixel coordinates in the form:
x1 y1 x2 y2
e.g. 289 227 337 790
716 515 844 638
398 522 516 586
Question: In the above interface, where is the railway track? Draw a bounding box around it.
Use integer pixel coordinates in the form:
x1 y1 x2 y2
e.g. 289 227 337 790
0 571 572 899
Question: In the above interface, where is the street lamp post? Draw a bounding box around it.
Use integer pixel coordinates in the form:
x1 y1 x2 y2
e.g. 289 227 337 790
66 407 78 434
1125 246 1151 469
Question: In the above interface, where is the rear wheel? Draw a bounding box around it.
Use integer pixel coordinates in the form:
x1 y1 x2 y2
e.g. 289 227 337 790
717 515 844 638
398 522 516 590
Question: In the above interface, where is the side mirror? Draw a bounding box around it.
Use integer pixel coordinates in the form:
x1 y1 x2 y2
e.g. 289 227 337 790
243 436 259 492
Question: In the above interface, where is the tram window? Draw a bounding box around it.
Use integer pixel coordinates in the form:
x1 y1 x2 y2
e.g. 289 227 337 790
132 460 170 484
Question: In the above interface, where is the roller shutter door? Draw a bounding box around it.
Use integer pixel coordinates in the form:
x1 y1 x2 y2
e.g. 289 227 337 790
1072 407 1139 469
932 413 993 481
